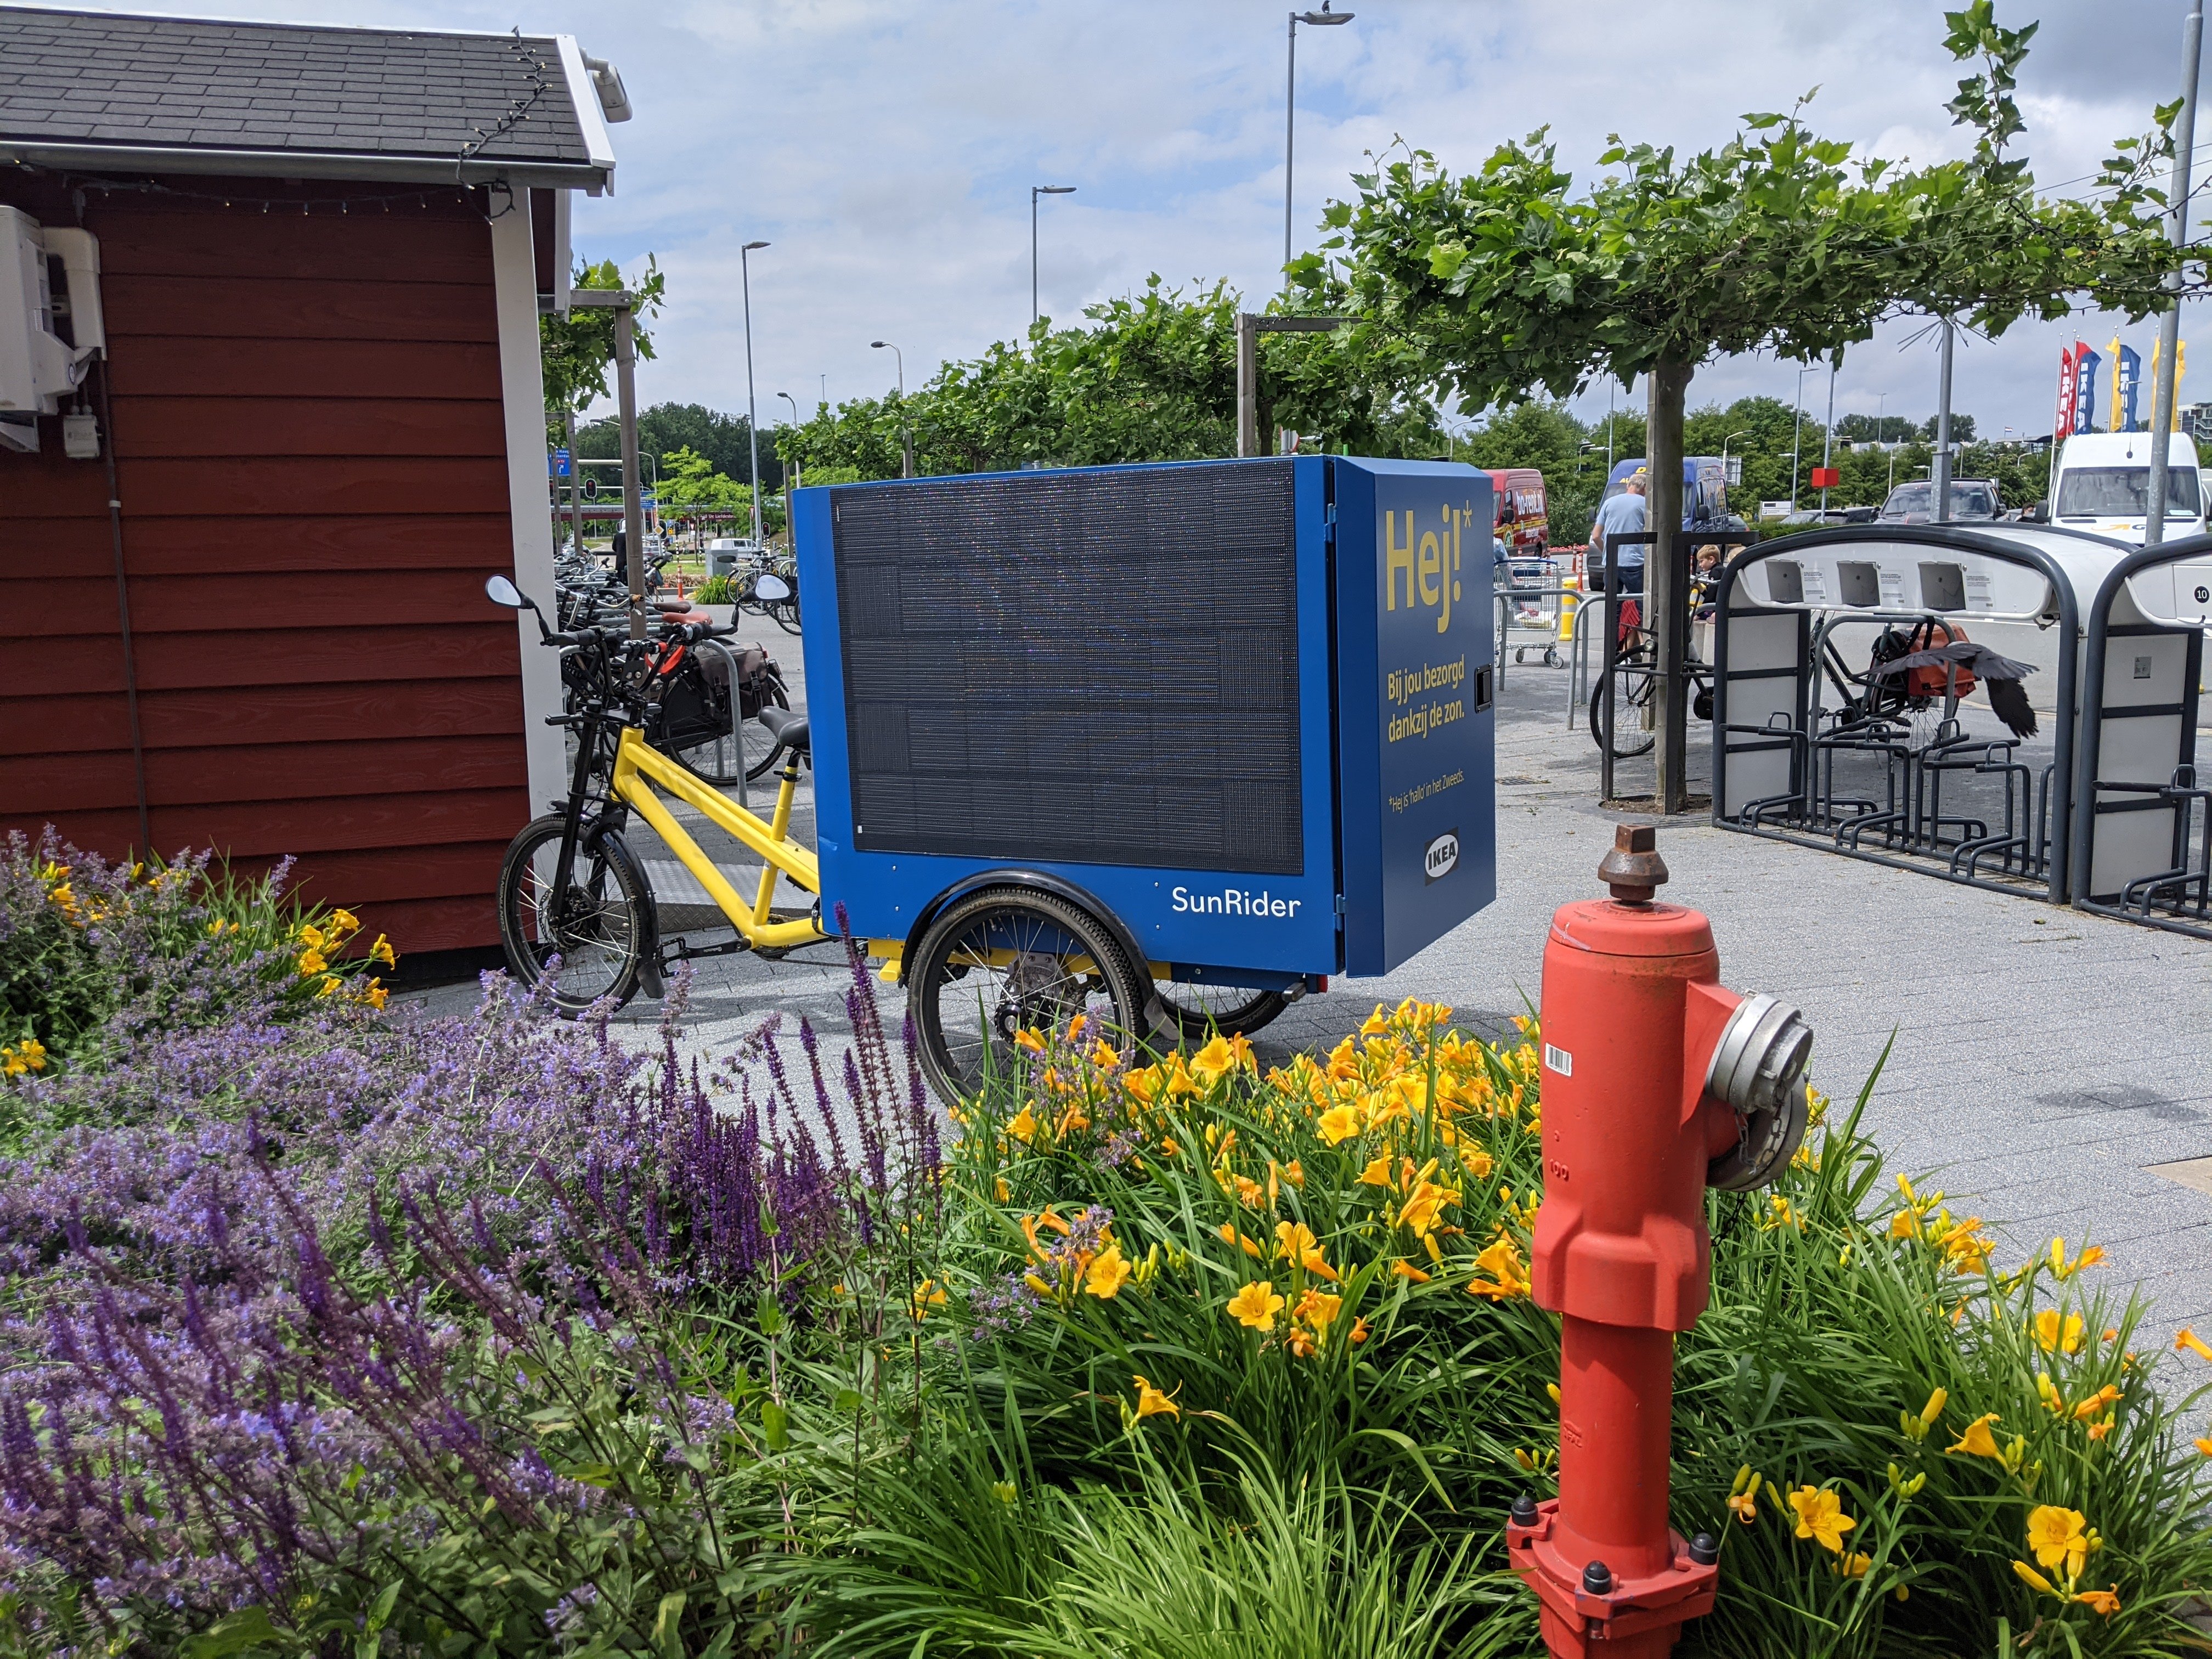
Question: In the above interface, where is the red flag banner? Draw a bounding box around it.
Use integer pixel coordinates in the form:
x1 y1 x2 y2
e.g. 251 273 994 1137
2056 344 2079 441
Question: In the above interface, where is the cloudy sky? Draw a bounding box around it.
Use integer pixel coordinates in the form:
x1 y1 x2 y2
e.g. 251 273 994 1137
95 0 2212 438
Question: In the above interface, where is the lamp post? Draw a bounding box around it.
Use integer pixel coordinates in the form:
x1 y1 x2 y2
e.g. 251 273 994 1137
1880 391 1895 496
1820 362 1836 518
871 340 912 477
740 239 770 545
1031 184 1076 328
1787 364 1818 509
2146 0 2202 549
1284 2 1354 285
1719 428 1750 496
778 390 800 508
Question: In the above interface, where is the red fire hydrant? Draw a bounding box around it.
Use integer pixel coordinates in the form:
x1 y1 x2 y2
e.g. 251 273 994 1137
1508 826 1812 1658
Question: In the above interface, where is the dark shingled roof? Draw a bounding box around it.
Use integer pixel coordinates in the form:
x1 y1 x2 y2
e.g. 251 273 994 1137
0 5 610 184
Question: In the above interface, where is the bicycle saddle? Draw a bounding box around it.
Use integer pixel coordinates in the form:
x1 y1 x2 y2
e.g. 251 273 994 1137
758 705 810 755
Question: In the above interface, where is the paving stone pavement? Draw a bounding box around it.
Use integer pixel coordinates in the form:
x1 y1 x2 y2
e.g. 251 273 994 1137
409 616 2212 1361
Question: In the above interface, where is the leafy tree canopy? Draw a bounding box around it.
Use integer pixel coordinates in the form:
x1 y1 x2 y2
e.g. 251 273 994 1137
1297 4 2188 413
574 402 784 492
780 278 1448 481
539 256 665 446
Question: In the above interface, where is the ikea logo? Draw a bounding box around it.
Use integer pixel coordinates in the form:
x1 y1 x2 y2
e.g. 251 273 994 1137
1424 830 1459 883
1385 506 1472 634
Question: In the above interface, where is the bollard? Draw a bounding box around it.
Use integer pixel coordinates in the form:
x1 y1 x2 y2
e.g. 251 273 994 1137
1507 825 1812 1658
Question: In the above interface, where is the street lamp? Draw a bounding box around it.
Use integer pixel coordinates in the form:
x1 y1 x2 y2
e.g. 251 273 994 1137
777 390 800 496
740 239 770 545
1285 2 1354 285
1719 428 1751 492
1787 364 1819 508
1031 184 1076 328
871 340 912 478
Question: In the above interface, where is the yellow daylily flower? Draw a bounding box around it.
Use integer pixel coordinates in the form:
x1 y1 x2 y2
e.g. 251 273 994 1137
2035 1310 2086 1355
1466 1235 1530 1301
1948 1413 2004 1460
2027 1506 2088 1578
1357 1153 1396 1189
2012 1560 2058 1597
910 1278 949 1321
1317 1102 1361 1146
1218 1222 1265 1259
329 908 359 935
2177 1328 2212 1363
296 950 328 977
2074 1587 2121 1616
368 934 397 968
1006 1105 1037 1144
1188 1035 1237 1086
1293 1287 1341 1330
1227 1280 1284 1331
1836 1552 1871 1580
1085 1244 1134 1299
358 979 388 1011
1132 1375 1180 1418
1398 1179 1454 1239
1787 1486 1856 1553
1013 1028 1047 1056
1392 1260 1431 1283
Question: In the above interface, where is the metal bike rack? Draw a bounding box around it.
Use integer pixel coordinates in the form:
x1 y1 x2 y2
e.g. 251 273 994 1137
2069 532 2212 938
1709 524 2132 905
692 635 753 812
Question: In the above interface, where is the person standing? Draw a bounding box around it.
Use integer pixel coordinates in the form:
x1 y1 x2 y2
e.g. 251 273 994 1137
1590 471 1649 596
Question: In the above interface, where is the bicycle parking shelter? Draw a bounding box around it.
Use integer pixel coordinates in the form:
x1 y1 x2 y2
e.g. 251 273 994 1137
788 455 1500 1068
2071 532 2212 939
1707 523 2145 909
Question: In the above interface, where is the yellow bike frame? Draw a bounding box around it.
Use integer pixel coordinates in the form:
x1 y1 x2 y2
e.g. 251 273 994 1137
608 725 828 952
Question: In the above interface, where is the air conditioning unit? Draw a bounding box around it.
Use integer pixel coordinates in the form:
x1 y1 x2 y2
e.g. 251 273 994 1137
0 206 105 455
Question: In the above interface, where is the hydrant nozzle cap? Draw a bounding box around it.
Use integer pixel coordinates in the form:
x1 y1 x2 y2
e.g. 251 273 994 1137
1598 822 1669 904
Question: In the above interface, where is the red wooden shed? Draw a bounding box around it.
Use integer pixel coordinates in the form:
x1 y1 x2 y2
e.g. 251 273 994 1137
0 5 627 962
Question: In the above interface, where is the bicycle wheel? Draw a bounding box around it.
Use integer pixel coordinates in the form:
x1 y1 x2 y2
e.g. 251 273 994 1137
907 887 1149 1105
1589 645 1657 759
768 592 802 635
1154 979 1290 1040
497 815 653 1015
674 678 789 786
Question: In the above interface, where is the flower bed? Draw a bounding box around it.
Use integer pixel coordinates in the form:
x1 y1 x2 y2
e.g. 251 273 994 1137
1 852 2208 1657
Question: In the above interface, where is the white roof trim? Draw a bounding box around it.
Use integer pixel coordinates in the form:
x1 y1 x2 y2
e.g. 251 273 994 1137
555 35 618 187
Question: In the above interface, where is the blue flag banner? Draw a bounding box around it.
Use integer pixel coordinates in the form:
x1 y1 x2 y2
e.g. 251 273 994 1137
2116 347 2142 432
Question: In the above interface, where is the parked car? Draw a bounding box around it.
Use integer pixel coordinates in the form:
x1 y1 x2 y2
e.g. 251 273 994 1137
1876 478 2002 524
2034 431 2208 544
1600 457 1744 532
1486 467 1549 556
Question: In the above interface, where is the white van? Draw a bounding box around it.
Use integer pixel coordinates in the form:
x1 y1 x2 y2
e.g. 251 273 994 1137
2045 431 2207 544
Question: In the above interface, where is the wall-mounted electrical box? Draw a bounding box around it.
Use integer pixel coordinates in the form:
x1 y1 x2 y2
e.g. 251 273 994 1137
0 206 105 455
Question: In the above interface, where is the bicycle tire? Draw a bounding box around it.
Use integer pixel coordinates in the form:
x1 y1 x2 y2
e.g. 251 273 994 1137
497 814 653 1016
907 887 1148 1105
768 595 802 635
1589 646 1658 759
1154 980 1290 1040
673 677 790 786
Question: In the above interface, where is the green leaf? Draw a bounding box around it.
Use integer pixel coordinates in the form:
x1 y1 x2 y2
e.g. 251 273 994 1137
762 1400 790 1451
653 1591 688 1659
834 1387 864 1414
183 1606 280 1658
365 1581 402 1633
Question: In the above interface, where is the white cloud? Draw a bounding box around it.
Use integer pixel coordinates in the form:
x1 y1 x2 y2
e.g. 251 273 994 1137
66 0 2212 439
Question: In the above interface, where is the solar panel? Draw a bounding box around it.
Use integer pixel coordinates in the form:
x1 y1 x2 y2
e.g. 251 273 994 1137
829 462 1304 874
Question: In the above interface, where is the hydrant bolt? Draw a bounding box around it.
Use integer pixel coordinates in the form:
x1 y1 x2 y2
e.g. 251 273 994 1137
1582 1562 1613 1596
1596 823 1669 904
1689 1533 1720 1567
1512 1493 1541 1528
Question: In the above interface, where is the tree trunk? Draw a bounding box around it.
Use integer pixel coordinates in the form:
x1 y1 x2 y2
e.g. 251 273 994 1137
1646 359 1691 813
